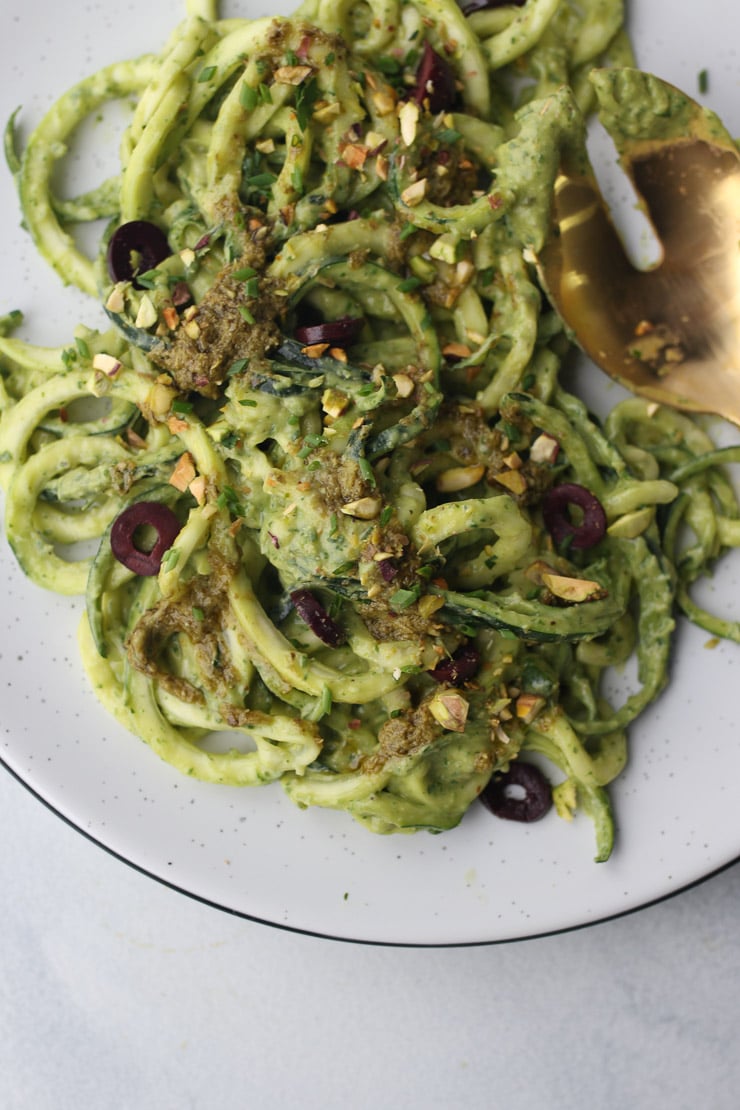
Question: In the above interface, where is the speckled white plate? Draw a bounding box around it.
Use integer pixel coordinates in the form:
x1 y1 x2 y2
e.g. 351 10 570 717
2 0 739 946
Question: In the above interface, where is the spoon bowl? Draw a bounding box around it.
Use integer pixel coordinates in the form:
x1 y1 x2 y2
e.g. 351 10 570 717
536 69 740 425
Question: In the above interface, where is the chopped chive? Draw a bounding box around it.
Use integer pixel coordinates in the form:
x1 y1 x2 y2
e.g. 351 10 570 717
399 222 417 240
240 83 258 110
172 399 194 414
698 68 709 93
380 505 393 527
227 357 249 377
232 266 257 281
358 457 376 487
398 276 422 293
238 305 256 324
390 585 421 611
192 607 205 621
74 337 91 359
161 547 179 571
239 398 258 407
197 66 217 83
436 127 462 144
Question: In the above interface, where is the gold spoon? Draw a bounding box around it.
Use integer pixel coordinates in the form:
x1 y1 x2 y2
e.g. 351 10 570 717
536 69 740 425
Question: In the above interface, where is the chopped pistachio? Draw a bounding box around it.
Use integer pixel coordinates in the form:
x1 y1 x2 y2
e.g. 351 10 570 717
541 572 606 603
435 464 485 492
340 496 382 520
428 691 469 733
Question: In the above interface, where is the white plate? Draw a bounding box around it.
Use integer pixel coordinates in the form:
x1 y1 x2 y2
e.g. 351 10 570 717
2 0 739 946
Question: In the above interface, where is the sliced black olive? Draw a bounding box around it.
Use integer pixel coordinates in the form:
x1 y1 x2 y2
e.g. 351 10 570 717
542 483 607 550
110 501 181 576
428 645 481 686
290 588 346 647
412 41 457 114
294 317 364 347
106 220 172 286
480 761 552 823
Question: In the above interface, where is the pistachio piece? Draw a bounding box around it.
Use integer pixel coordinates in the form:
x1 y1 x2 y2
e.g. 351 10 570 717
340 496 382 520
435 464 485 492
541 572 606 603
428 691 469 733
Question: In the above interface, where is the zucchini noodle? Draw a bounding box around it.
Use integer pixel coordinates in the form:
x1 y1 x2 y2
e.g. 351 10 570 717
3 0 739 861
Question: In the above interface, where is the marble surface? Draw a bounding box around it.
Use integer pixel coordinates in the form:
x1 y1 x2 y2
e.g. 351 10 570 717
2 767 739 1110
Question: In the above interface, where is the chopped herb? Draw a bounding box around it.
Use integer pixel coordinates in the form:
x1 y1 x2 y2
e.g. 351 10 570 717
75 337 91 359
698 68 709 93
399 222 417 241
295 76 319 130
292 165 304 193
232 266 257 281
161 547 180 572
240 83 258 110
245 171 277 189
216 485 245 517
329 512 338 535
325 52 335 65
227 357 249 377
239 398 258 407
436 128 462 144
192 607 205 621
197 66 217 83
171 399 194 414
375 55 402 76
238 305 256 324
243 277 259 298
134 270 160 289
220 431 240 448
398 276 423 292
258 82 273 105
380 505 393 527
390 585 421 611
358 457 376 486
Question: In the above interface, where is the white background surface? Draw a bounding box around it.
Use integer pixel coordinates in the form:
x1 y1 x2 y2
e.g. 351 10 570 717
3 769 740 1110
3 0 740 1103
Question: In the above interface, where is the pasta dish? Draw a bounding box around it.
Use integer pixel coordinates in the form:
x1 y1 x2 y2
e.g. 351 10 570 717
1 0 737 861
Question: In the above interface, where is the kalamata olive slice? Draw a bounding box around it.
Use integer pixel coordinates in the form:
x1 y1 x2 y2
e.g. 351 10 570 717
294 316 364 347
429 645 481 686
480 761 552 823
412 42 457 114
378 558 399 582
290 588 346 647
106 220 172 286
110 501 182 576
542 482 607 550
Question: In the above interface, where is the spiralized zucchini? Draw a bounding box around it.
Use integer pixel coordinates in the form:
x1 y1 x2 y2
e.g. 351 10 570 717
2 0 739 861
